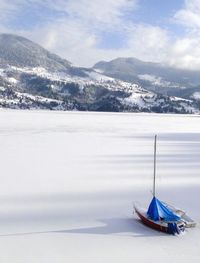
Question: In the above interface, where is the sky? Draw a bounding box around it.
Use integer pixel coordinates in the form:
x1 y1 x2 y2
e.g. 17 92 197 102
0 0 200 69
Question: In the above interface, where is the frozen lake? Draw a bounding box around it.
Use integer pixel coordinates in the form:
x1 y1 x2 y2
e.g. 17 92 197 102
0 110 199 262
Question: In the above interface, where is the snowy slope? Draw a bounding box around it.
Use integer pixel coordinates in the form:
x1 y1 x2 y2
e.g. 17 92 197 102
0 34 71 70
0 65 198 113
0 33 199 113
93 57 200 99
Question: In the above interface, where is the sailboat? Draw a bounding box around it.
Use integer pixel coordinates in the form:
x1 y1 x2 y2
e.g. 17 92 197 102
134 135 196 235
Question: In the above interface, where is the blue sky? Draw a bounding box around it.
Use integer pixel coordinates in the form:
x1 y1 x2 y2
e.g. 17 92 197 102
135 0 183 24
0 0 200 69
96 0 185 49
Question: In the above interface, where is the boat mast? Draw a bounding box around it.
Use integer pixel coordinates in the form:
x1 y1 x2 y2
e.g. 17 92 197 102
153 135 157 197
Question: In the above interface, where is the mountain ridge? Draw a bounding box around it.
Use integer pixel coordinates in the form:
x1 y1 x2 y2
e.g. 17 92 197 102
0 33 199 113
0 33 71 71
93 57 200 100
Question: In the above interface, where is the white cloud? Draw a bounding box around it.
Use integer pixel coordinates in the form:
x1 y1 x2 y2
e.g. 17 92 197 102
125 25 170 62
2 0 200 70
22 21 169 67
174 0 200 29
0 0 21 19
43 0 137 28
23 19 98 66
168 0 200 69
168 36 200 69
0 0 140 66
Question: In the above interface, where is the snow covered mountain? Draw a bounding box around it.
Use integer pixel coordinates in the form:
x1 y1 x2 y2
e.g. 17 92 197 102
0 34 199 113
93 57 200 103
0 34 71 71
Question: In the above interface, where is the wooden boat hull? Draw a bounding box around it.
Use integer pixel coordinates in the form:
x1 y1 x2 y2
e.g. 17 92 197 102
134 206 168 233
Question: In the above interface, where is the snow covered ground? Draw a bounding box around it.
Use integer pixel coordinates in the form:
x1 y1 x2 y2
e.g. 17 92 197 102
0 110 199 262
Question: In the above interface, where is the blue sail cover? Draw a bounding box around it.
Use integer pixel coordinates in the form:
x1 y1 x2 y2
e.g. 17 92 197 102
147 197 181 222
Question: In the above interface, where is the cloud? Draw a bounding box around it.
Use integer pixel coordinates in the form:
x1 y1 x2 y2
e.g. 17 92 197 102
0 0 140 66
168 0 200 69
43 0 137 29
23 19 98 66
125 25 170 62
21 21 169 67
0 0 21 19
168 36 200 70
174 0 200 29
1 0 200 70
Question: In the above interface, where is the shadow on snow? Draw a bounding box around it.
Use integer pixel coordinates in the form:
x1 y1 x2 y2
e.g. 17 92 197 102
0 217 166 238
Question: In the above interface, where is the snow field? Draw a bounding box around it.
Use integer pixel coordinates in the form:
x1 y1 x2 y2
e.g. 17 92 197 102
0 110 199 262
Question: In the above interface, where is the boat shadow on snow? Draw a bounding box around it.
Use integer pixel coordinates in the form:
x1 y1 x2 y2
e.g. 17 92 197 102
56 217 166 237
0 218 166 238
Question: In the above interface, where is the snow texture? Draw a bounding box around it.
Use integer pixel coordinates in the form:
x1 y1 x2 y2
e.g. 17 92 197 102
0 110 199 262
138 74 172 87
193 92 200 100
